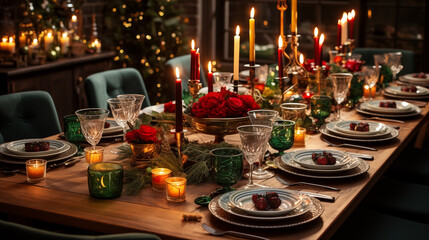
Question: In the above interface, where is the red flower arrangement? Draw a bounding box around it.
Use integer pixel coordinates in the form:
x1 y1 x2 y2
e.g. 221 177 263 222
344 59 362 72
125 125 159 144
303 59 330 74
164 101 175 113
190 88 260 118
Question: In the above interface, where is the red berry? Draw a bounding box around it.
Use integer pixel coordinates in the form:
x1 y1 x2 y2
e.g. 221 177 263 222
254 197 269 210
268 196 282 209
317 156 328 165
104 122 111 128
252 194 262 204
380 102 385 107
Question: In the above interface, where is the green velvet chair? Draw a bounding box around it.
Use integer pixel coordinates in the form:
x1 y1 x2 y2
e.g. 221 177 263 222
331 207 429 240
352 48 415 76
0 91 61 144
85 68 151 109
0 218 160 240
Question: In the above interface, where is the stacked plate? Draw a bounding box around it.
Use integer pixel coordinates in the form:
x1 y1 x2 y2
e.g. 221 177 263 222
141 100 185 117
275 150 370 179
399 73 429 87
0 139 77 164
320 120 399 142
357 100 422 118
383 85 429 99
208 188 324 228
102 119 124 139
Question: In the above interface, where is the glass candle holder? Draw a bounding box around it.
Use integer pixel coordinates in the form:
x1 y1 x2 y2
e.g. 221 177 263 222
88 162 123 199
363 85 376 98
84 146 104 165
294 127 306 146
26 159 47 183
166 177 187 202
280 103 307 127
210 148 243 192
151 168 172 192
63 114 85 143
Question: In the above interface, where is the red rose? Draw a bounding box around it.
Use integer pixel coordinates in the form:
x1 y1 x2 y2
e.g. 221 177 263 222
125 130 139 143
208 103 227 118
136 125 158 143
164 101 175 113
225 97 244 117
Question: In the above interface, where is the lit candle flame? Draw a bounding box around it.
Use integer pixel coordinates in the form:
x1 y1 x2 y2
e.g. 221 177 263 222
94 39 99 44
314 27 318 37
319 34 325 45
338 19 341 25
191 39 195 50
351 9 355 18
341 12 348 23
2 38 7 43
196 48 199 53
250 7 255 19
71 15 77 22
208 61 212 73
299 54 304 64
175 67 180 79
348 12 353 20
47 32 52 38
32 39 38 45
8 37 13 43
278 35 283 48
236 25 240 36
62 32 68 38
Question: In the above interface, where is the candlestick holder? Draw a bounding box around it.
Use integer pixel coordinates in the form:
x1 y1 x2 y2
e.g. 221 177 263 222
275 76 289 102
175 131 185 164
313 65 328 96
244 64 261 98
187 79 202 99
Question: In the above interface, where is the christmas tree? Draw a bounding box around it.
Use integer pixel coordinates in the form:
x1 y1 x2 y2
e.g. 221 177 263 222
104 0 186 104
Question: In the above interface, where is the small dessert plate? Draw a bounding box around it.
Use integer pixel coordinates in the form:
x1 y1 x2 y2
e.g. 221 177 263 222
292 149 350 170
334 121 386 136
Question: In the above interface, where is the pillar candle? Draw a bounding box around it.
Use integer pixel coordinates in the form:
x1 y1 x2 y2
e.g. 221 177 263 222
348 10 355 39
249 7 255 64
313 27 319 66
277 36 283 80
190 40 196 80
94 39 101 53
208 61 213 93
337 19 342 47
60 32 70 54
291 0 297 33
19 33 26 47
233 25 240 93
196 48 200 81
44 31 53 51
319 33 325 66
341 12 348 45
175 67 183 133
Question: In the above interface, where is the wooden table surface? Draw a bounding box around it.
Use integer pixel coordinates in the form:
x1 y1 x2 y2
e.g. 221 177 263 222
0 102 428 240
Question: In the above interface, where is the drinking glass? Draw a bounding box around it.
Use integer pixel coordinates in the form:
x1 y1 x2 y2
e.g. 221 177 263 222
280 103 307 126
362 66 380 100
268 120 295 156
247 110 279 180
331 73 353 120
63 114 85 150
213 72 233 89
310 95 332 128
117 94 145 124
385 52 403 80
210 148 243 193
107 98 135 153
237 125 272 189
75 108 109 149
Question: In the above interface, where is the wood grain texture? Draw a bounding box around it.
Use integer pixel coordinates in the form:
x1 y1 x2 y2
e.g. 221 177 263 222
0 102 428 239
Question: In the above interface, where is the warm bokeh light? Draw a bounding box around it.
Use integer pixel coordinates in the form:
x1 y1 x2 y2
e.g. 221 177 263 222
351 9 356 18
71 15 77 22
341 12 348 24
299 54 304 64
368 9 372 19
8 37 13 43
62 32 68 38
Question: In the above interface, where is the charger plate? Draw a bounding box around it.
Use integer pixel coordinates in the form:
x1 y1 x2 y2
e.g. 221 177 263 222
6 139 69 157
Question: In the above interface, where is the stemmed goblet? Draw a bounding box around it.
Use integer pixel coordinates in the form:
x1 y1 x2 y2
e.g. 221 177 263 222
107 97 136 153
331 73 353 121
268 120 295 156
213 72 233 89
210 148 243 193
237 125 272 189
247 110 279 180
117 94 145 125
385 52 403 81
362 66 380 101
75 108 110 150
310 95 332 130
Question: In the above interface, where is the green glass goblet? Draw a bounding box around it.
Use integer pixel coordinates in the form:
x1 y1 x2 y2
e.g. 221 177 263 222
63 114 85 151
268 120 295 156
310 95 332 128
210 148 243 193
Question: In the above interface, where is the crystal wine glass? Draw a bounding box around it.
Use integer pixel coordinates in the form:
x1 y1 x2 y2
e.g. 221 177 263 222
107 98 135 153
310 95 332 129
268 120 295 155
117 94 145 124
213 72 233 89
247 109 279 180
210 148 243 193
362 66 380 101
75 108 110 150
385 52 403 81
237 125 272 189
331 73 353 120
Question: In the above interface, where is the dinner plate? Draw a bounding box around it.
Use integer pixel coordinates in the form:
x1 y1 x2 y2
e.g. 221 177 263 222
228 188 302 217
334 121 386 136
275 156 370 179
141 101 185 117
218 191 312 221
356 103 422 118
384 86 429 96
5 139 69 157
282 152 360 173
208 194 323 228
0 141 78 164
199 85 248 95
401 73 429 82
382 90 429 100
321 124 399 142
363 100 412 113
103 120 123 135
327 122 391 139
291 150 350 170
399 75 429 87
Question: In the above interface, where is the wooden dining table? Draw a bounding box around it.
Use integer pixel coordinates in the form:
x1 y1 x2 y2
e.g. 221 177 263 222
0 101 428 240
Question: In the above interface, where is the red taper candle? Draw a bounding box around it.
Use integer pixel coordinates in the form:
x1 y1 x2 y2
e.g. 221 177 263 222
208 61 213 93
277 36 283 80
196 48 200 81
319 33 325 66
313 27 319 66
175 67 183 133
337 19 341 47
190 40 196 80
348 10 355 39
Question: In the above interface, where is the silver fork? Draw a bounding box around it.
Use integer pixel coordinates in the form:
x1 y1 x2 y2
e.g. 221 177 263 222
321 137 377 151
201 223 270 240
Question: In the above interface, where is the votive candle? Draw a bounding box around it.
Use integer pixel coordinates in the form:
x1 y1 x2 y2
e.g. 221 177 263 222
363 85 376 98
44 31 53 51
60 32 69 54
166 177 186 202
151 168 172 192
26 159 47 183
84 146 104 165
294 127 306 146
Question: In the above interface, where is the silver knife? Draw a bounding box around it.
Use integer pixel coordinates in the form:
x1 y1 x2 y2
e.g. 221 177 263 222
285 189 336 202
351 153 374 161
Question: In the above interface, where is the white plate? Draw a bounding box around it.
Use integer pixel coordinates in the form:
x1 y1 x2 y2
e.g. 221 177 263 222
229 188 302 217
291 149 350 170
0 141 77 163
399 76 429 87
329 122 391 139
276 156 370 179
384 86 429 96
321 124 399 142
218 191 312 221
6 139 69 157
356 103 422 118
199 85 248 95
282 152 360 173
334 121 386 136
401 73 429 82
103 120 123 135
142 101 185 117
383 90 429 100
363 100 412 113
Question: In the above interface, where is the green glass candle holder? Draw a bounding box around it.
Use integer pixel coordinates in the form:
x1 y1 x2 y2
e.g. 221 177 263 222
269 120 295 156
210 148 243 193
63 114 85 148
88 162 123 199
310 95 332 127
